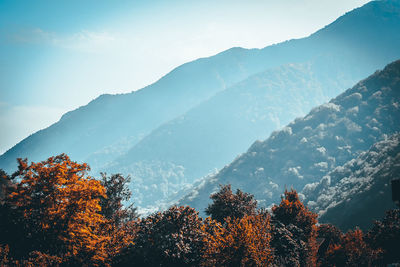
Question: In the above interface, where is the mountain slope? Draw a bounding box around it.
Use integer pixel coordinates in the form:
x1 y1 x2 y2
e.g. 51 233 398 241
105 62 360 208
0 48 271 173
303 133 400 231
179 59 400 214
101 0 400 209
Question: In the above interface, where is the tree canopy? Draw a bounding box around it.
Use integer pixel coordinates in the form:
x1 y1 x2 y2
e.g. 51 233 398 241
205 184 257 224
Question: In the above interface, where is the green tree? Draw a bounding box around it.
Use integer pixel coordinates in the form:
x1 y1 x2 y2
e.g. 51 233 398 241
116 206 205 267
205 184 257 224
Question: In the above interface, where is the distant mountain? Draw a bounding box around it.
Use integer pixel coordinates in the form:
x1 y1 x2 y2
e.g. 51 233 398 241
2 0 400 211
100 0 400 209
104 62 362 208
0 48 270 173
303 133 400 231
179 60 400 214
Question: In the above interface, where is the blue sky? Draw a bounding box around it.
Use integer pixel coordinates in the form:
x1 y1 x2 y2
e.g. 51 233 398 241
0 0 370 154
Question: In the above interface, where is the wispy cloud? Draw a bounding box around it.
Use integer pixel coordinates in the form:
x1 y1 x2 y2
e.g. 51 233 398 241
3 27 117 53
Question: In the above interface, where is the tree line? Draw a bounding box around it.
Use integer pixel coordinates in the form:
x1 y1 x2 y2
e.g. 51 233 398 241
0 154 399 266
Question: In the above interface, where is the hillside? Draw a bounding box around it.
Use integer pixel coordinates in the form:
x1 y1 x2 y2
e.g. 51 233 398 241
100 0 400 209
303 133 400 231
0 49 269 173
179 60 400 214
104 62 360 208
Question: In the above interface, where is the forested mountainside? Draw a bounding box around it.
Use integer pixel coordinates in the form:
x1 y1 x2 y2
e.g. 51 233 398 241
0 48 263 173
104 62 359 208
179 60 400 215
98 0 400 209
303 133 400 231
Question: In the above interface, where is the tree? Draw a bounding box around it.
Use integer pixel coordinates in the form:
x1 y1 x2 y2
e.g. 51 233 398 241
99 173 138 263
272 189 317 239
271 189 318 266
0 169 11 200
99 173 137 224
1 154 108 265
325 229 380 267
366 209 400 265
116 206 205 267
202 213 273 267
205 184 257 224
316 224 343 266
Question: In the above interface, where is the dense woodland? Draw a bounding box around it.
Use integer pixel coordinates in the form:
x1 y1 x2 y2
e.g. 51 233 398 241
0 154 399 266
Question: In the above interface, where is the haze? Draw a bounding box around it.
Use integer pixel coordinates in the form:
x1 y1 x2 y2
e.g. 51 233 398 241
0 0 370 154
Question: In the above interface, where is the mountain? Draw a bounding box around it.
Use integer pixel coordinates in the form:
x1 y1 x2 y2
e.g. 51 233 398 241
303 133 400 231
2 0 400 211
99 0 400 209
179 59 400 214
0 48 271 173
104 62 362 208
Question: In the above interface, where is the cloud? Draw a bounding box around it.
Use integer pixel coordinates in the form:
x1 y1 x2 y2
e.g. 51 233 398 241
3 27 118 53
54 30 117 53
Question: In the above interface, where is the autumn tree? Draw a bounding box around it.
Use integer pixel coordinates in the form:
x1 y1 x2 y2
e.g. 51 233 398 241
272 189 317 239
202 213 273 267
366 209 400 265
271 189 318 266
0 154 108 265
325 228 381 267
205 184 257 224
316 224 343 266
0 169 11 200
116 206 205 267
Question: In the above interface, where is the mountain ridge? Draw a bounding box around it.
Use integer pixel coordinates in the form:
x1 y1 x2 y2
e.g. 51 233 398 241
178 59 400 215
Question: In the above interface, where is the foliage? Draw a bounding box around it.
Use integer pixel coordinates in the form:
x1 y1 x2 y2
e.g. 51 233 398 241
202 213 273 267
325 228 381 267
269 220 308 266
366 209 400 265
271 189 318 266
1 154 398 266
98 173 139 264
99 173 137 224
0 155 109 265
316 224 343 266
205 184 257 224
272 189 318 239
116 206 205 267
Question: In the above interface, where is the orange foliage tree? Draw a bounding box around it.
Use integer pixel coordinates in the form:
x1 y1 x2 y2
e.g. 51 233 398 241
1 154 109 265
202 213 273 267
271 189 318 266
325 228 381 267
272 189 317 239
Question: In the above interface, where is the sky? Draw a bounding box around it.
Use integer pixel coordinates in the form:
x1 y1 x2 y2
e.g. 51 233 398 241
0 0 371 154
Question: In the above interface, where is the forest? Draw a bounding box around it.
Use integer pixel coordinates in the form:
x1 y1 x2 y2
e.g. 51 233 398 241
0 154 399 266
